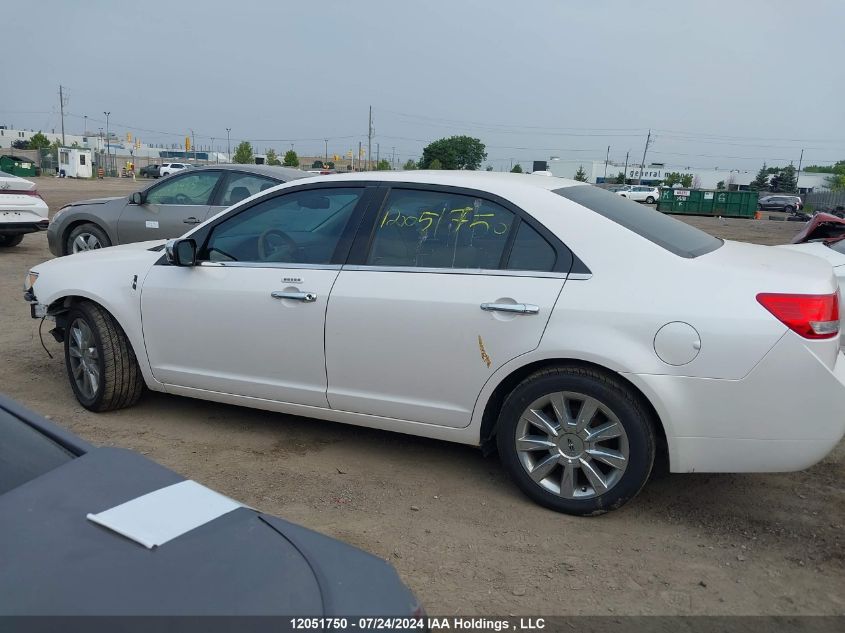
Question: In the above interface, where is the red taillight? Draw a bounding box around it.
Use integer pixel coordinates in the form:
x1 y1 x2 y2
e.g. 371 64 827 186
756 292 840 339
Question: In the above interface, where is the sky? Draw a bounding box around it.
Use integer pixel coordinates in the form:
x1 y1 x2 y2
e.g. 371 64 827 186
3 0 844 172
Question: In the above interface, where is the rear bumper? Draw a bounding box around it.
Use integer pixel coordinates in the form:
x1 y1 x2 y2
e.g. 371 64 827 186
0 220 49 235
631 333 845 473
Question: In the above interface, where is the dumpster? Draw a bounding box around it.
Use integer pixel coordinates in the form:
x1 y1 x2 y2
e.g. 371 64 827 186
0 154 38 177
657 189 759 218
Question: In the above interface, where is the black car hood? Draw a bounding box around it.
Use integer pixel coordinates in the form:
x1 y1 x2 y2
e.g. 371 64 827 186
0 447 416 616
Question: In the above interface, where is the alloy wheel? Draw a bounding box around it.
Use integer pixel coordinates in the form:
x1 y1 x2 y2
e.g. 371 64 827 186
514 391 629 499
72 233 103 253
67 318 100 400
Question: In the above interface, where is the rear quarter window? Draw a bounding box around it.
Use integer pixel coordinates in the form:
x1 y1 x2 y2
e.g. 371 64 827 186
554 185 722 258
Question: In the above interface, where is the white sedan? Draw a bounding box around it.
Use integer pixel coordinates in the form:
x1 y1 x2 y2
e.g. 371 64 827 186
616 185 660 204
0 170 49 247
159 163 191 177
24 172 845 515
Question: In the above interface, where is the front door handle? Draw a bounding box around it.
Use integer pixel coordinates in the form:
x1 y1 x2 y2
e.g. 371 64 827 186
480 303 539 315
183 216 201 224
271 291 317 302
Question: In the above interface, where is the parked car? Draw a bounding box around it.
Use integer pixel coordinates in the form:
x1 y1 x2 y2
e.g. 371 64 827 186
616 185 659 204
24 172 845 516
0 169 49 247
758 195 802 212
0 394 420 617
778 212 845 337
47 164 307 255
139 164 161 179
159 163 190 177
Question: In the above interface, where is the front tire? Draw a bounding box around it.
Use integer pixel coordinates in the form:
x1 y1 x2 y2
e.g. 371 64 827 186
496 365 655 516
645 196 655 204
66 223 111 255
784 205 795 213
64 301 145 411
0 234 24 247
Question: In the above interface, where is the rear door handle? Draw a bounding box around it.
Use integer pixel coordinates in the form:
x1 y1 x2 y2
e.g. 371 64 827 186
271 291 317 302
183 216 201 224
480 303 539 315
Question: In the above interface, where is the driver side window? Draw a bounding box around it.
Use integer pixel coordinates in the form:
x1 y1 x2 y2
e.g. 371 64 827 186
202 188 362 265
146 171 221 205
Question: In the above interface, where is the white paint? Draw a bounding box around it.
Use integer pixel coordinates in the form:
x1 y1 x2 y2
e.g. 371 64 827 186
145 220 159 229
86 480 242 549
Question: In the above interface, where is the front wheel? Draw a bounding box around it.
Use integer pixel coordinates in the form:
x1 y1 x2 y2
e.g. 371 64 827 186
496 365 655 515
0 234 24 247
783 205 795 213
66 223 111 255
64 301 145 411
645 196 655 204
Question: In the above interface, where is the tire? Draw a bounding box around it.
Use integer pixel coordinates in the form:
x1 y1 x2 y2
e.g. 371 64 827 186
783 205 795 213
0 234 24 247
64 301 145 412
645 196 655 204
496 365 655 516
66 223 111 255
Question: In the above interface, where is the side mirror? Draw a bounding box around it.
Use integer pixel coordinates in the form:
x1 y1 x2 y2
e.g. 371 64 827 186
165 238 197 267
130 191 146 205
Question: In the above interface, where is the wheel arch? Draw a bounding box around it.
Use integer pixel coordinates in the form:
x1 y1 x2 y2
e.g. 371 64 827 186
60 217 116 255
478 357 669 470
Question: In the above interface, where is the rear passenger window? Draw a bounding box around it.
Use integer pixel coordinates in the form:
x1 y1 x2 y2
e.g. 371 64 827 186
507 222 556 272
367 189 515 269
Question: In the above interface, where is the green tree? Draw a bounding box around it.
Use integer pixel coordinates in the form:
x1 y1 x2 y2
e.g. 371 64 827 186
311 159 324 169
511 163 523 173
28 132 51 150
716 180 725 190
402 159 417 170
663 172 682 187
573 165 587 181
232 141 254 164
419 135 487 170
428 158 443 169
485 165 493 171
805 161 845 175
827 174 845 191
749 163 770 191
326 161 335 169
680 174 694 188
771 164 797 193
283 150 299 167
265 149 281 166
614 172 626 184
376 159 391 171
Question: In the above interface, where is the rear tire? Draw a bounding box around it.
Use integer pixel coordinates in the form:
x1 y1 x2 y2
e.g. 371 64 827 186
66 223 111 255
645 196 655 204
784 205 795 213
64 301 145 412
0 234 24 247
496 365 655 516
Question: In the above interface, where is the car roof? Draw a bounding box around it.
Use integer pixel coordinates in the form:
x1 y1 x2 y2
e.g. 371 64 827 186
185 163 309 180
292 170 585 195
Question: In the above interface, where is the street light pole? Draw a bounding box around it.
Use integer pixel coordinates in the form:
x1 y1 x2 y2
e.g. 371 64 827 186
324 138 328 164
226 128 231 163
103 111 111 176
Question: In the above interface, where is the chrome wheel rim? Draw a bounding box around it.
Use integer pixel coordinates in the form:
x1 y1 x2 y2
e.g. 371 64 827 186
515 391 629 499
68 318 100 400
72 233 102 253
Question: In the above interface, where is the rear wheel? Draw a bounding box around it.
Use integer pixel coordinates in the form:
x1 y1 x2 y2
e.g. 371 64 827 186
66 223 111 255
784 205 795 213
0 234 24 247
645 196 655 204
64 301 145 411
496 365 655 515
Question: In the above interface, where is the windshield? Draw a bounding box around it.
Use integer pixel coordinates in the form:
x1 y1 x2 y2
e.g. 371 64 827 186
0 409 75 496
554 185 723 258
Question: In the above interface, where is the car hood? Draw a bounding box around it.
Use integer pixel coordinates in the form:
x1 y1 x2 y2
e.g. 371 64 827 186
66 196 125 206
0 446 417 616
790 212 845 244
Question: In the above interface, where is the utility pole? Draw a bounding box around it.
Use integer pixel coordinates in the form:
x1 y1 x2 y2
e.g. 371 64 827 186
604 145 610 181
324 138 328 163
211 137 217 163
226 128 231 162
358 141 362 172
376 143 380 169
637 129 652 185
796 148 804 192
623 150 630 184
190 129 196 162
59 85 67 145
392 146 396 169
367 105 373 171
83 115 87 140
103 111 111 176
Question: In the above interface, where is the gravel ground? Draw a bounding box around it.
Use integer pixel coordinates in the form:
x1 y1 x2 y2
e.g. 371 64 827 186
1 177 842 616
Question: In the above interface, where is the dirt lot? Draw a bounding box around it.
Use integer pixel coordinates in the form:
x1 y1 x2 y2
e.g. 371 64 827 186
1 178 842 616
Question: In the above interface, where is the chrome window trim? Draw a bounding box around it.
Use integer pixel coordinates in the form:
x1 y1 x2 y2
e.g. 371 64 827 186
199 261 341 271
340 264 570 279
